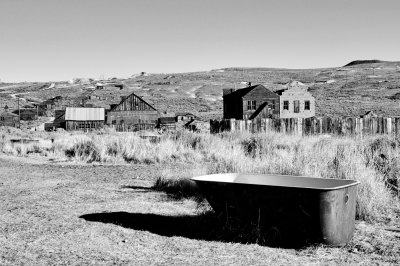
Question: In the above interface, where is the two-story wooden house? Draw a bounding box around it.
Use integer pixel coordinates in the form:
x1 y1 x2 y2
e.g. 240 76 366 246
275 81 315 119
223 84 280 120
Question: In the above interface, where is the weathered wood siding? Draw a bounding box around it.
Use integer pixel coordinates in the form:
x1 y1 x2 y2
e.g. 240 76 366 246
106 93 159 132
65 121 104 131
279 87 315 118
210 117 400 136
242 86 280 119
0 113 19 127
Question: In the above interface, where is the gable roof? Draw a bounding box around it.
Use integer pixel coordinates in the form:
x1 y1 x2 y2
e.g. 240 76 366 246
223 84 278 99
110 92 157 112
65 107 104 121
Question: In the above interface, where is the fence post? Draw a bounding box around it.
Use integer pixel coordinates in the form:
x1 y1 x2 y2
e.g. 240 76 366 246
298 118 303 136
396 118 400 136
280 119 285 134
230 119 235 132
387 118 392 135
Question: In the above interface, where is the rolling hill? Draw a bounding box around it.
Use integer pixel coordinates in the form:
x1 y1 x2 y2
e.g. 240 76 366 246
1 60 400 120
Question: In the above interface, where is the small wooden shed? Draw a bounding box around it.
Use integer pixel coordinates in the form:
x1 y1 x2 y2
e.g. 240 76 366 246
0 109 18 127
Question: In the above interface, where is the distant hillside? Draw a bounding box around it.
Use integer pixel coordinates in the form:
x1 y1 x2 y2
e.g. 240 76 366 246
1 61 400 119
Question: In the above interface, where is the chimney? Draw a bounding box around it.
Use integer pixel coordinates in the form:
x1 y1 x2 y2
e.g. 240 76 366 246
120 96 126 102
247 82 252 87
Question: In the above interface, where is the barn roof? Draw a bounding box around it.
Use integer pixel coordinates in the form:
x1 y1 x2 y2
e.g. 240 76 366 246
223 84 278 99
65 107 104 121
176 112 195 116
110 92 157 112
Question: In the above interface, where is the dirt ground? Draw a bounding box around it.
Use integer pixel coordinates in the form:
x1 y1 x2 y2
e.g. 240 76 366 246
0 155 399 265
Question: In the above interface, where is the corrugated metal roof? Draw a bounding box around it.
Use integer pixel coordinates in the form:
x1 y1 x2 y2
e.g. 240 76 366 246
65 107 104 121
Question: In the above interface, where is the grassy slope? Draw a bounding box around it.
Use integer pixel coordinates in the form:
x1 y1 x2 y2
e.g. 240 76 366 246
0 156 399 265
1 61 400 120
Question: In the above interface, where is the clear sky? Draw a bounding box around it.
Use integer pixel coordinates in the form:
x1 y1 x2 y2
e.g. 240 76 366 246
0 0 399 82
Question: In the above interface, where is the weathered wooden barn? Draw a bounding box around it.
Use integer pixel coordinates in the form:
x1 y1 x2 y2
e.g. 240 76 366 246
106 93 159 132
223 84 280 120
0 107 18 127
275 81 315 119
13 109 37 121
64 107 105 131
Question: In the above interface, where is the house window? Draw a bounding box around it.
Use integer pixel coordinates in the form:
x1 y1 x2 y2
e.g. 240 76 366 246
272 100 275 110
112 120 116 125
305 100 310 110
294 100 300 113
283 101 289 110
247 100 256 110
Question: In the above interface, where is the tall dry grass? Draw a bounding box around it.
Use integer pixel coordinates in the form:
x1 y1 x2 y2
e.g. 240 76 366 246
1 127 399 222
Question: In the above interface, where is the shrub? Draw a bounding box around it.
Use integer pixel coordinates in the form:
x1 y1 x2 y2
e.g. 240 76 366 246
65 140 100 163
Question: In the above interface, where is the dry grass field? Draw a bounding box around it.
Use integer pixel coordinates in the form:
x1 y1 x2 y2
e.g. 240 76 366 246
0 155 399 265
1 127 400 264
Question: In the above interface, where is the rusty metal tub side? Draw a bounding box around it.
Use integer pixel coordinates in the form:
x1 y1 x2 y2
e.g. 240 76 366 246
192 173 360 247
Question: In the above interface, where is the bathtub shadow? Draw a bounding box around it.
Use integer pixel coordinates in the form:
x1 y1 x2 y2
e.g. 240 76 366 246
80 211 315 248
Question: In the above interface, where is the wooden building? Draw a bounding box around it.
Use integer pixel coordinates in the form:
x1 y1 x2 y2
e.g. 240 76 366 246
38 96 63 116
176 112 196 122
275 81 315 119
13 109 37 121
64 107 105 131
0 107 18 127
157 117 176 131
45 110 66 131
106 92 159 132
223 84 280 120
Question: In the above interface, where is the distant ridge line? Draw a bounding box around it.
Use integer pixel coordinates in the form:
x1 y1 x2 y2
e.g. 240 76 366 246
344 60 384 67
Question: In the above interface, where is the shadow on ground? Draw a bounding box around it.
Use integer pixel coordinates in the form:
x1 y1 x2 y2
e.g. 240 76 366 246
80 211 315 248
120 185 153 190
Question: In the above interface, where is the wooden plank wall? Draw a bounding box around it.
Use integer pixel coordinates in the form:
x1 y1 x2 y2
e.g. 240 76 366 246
210 117 400 136
113 123 156 132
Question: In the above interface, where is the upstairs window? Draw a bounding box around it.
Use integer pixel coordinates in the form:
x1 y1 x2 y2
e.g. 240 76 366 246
305 100 310 110
283 101 289 110
247 100 256 110
294 100 300 113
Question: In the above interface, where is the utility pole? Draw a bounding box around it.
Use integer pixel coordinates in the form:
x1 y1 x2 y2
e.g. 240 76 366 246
36 105 38 131
18 97 20 129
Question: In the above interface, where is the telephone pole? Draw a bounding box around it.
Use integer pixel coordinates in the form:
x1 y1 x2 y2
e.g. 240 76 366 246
36 105 39 131
18 97 21 129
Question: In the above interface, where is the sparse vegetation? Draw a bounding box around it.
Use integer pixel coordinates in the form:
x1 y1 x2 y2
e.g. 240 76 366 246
1 127 399 224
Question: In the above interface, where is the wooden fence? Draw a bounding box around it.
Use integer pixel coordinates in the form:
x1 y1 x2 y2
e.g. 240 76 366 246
210 116 400 136
113 123 156 132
